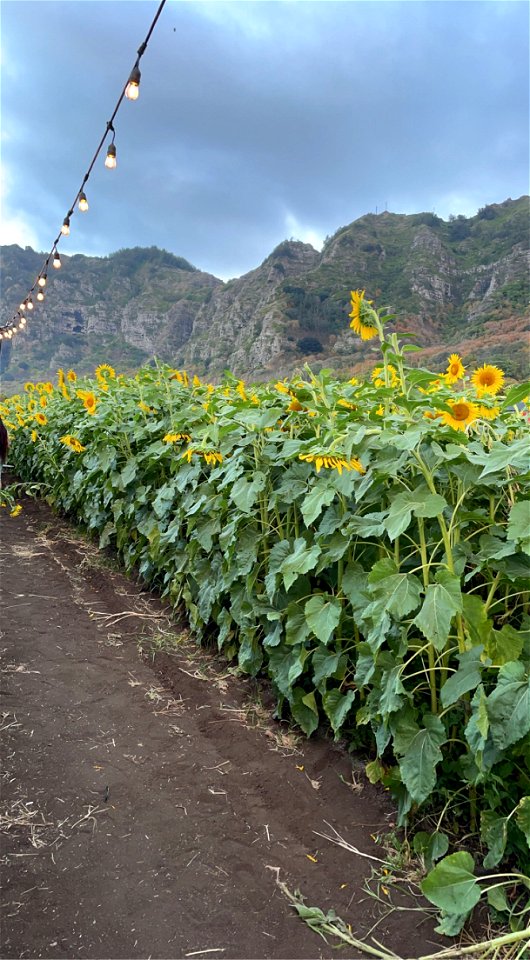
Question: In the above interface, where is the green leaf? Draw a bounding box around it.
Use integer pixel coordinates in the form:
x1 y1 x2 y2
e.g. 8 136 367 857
368 558 423 618
441 648 484 708
304 594 342 645
507 501 530 554
365 758 384 784
267 645 310 698
487 662 530 750
290 687 319 736
399 714 446 805
237 630 263 676
347 511 387 537
434 913 469 937
300 480 337 525
462 594 494 649
379 664 407 715
515 796 530 847
322 688 356 736
480 811 508 869
421 852 481 915
502 381 530 410
230 472 266 514
487 886 510 913
280 538 321 591
384 485 448 541
412 831 449 871
485 624 524 666
474 437 530 479
413 571 462 651
312 646 346 691
285 603 311 646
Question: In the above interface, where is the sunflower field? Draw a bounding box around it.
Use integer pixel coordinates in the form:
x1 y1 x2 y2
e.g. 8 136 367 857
2 292 530 932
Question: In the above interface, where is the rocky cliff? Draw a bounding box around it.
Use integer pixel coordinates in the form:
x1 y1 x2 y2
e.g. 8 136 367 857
1 197 528 388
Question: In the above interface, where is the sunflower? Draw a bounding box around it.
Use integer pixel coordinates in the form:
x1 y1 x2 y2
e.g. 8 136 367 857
138 401 156 414
34 413 47 425
95 363 116 382
445 354 465 384
372 363 399 388
59 434 86 453
77 390 97 415
43 382 54 394
236 381 247 401
299 452 365 475
40 395 47 409
66 369 77 383
57 368 65 386
477 404 500 421
349 290 379 341
181 448 223 466
438 399 478 432
31 429 38 442
10 505 23 518
471 364 505 396
24 382 35 393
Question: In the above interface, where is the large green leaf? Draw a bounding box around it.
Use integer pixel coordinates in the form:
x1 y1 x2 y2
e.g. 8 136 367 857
267 644 310 698
304 594 341 645
412 831 449 871
487 662 530 750
285 603 311 646
300 480 337 525
507 501 530 554
421 852 481 915
399 714 446 805
462 594 494 649
280 538 321 591
229 471 266 514
485 624 525 666
413 571 462 651
441 647 484 708
312 646 346 690
368 558 423 618
322 688 356 736
384 485 448 541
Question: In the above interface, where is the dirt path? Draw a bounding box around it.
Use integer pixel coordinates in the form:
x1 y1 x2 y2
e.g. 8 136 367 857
0 493 441 960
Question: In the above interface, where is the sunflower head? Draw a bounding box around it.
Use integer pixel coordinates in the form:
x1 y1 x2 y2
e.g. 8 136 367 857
95 363 116 382
438 398 478 432
349 289 379 341
471 364 505 396
66 369 77 383
445 354 465 384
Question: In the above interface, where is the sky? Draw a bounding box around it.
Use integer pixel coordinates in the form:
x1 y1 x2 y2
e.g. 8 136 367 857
1 0 528 281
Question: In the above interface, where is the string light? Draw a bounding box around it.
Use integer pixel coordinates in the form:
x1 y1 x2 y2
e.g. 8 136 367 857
125 65 141 100
1 0 167 340
105 143 117 169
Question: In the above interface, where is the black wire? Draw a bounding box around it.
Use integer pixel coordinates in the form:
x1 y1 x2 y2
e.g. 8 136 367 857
1 0 167 335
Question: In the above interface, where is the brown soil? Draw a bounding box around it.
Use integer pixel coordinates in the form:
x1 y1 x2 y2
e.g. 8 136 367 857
0 491 443 960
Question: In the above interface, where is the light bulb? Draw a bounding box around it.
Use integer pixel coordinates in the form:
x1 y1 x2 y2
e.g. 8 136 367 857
105 143 117 169
37 290 45 302
38 274 47 287
53 251 61 269
79 192 89 212
62 217 71 236
19 301 26 311
125 65 141 100
27 298 34 311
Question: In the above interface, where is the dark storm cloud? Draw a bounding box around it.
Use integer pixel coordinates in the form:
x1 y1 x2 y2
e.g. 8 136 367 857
1 0 528 279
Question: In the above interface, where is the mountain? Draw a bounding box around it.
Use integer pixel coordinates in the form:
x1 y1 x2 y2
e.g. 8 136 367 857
1 196 528 388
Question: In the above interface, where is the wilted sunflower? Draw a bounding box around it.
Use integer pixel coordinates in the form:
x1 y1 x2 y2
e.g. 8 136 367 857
59 434 86 453
299 452 365 475
438 399 478 432
349 290 379 341
163 432 191 443
471 364 505 396
445 354 465 384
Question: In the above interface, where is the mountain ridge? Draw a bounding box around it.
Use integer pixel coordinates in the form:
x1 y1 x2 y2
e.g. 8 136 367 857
1 196 528 387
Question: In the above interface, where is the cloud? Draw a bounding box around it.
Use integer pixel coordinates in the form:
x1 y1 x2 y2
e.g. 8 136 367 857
0 0 528 281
